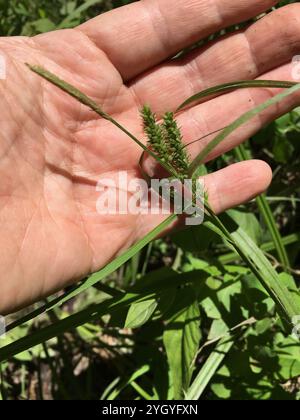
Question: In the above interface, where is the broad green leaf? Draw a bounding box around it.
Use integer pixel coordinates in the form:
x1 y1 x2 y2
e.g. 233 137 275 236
227 208 262 245
155 288 177 320
208 319 229 341
30 18 56 33
275 336 300 380
125 299 158 329
279 272 299 298
273 136 294 163
211 383 231 399
201 297 222 320
182 300 202 390
183 256 222 277
163 288 201 399
217 280 242 313
171 224 220 252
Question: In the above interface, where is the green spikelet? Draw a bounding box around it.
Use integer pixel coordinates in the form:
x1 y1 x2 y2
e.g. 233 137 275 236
141 106 190 177
162 112 190 175
141 105 169 163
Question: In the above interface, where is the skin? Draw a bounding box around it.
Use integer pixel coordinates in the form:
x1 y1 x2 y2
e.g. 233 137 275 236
0 0 300 314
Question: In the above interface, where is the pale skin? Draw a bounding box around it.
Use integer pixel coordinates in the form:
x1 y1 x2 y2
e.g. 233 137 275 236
0 0 300 314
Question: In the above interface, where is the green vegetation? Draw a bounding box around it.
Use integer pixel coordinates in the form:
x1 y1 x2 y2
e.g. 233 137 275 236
0 0 299 401
0 1 136 36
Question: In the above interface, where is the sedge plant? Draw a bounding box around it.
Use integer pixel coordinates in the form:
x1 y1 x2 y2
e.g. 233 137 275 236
0 65 300 399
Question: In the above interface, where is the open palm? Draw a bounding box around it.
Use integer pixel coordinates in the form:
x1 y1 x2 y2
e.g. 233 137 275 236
0 0 299 313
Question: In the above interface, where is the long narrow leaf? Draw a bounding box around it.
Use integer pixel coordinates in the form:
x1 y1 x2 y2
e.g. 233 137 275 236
204 208 300 323
219 233 300 265
188 83 300 176
7 214 177 332
0 270 206 361
231 227 299 320
26 64 178 177
185 335 234 400
177 80 296 111
235 144 290 269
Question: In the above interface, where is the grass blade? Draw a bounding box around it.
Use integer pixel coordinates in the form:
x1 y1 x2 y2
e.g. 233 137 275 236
185 335 234 400
231 226 299 320
102 365 150 400
219 233 300 265
204 207 300 323
0 271 206 361
235 144 290 269
256 195 290 267
26 64 178 177
6 214 177 332
177 80 296 111
188 83 300 177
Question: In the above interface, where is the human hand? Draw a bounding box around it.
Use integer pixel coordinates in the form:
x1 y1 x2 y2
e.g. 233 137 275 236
0 0 299 313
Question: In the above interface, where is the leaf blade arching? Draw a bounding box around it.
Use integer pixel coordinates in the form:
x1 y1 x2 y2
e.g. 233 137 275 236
235 144 290 269
0 270 206 362
26 64 179 178
6 213 178 333
188 83 300 177
177 80 297 111
203 208 300 324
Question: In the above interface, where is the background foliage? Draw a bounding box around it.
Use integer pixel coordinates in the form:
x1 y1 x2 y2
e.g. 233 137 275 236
0 0 299 400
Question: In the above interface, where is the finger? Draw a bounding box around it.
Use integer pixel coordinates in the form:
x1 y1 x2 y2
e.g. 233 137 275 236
175 61 300 163
130 3 300 114
202 160 272 214
78 0 278 80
